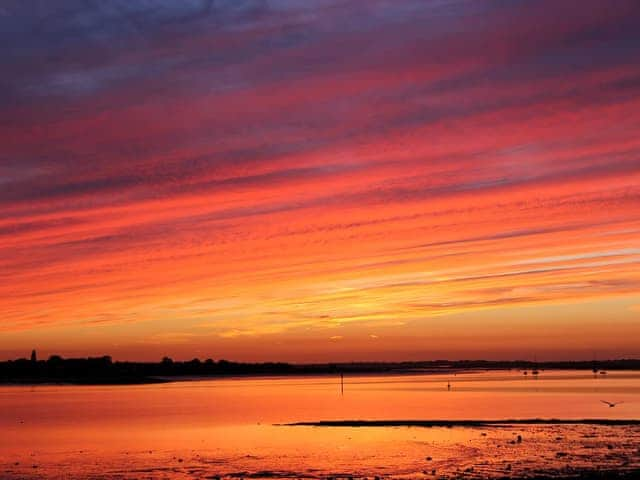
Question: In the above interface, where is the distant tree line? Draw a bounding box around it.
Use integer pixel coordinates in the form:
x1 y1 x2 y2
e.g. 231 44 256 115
1 354 639 384
0 354 294 384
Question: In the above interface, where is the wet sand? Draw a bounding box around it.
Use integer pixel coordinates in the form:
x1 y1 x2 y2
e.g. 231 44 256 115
3 423 640 479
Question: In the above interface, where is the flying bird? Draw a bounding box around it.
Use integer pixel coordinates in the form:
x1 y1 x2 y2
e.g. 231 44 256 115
600 400 623 408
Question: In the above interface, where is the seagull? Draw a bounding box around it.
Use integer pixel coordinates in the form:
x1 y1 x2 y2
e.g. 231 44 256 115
600 400 623 408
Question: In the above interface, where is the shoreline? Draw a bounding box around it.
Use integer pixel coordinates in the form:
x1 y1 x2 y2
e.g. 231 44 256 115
282 418 640 427
2 366 640 386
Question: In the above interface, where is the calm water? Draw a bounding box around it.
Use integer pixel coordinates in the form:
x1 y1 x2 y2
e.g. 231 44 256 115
1 370 639 479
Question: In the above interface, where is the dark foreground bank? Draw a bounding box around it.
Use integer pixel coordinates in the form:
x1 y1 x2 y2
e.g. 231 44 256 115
284 419 640 427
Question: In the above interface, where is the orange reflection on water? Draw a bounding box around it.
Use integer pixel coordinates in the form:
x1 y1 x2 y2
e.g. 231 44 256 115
1 370 640 478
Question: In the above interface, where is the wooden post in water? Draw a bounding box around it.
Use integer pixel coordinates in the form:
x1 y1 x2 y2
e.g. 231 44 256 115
341 372 344 395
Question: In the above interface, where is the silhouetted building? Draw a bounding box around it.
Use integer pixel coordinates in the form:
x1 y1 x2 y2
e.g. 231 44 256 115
30 350 37 362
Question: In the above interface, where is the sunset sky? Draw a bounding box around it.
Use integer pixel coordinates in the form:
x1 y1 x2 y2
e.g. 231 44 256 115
1 0 640 362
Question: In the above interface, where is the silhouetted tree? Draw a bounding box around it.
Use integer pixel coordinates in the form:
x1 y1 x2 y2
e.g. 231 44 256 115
48 355 63 364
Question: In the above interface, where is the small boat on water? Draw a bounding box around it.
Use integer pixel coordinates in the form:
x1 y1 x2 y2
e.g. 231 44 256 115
532 355 540 376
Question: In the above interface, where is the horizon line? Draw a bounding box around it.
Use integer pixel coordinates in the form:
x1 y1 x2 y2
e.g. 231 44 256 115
4 354 640 365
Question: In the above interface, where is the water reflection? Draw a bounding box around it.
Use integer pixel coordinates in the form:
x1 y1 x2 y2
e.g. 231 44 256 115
1 370 639 478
